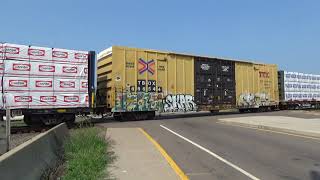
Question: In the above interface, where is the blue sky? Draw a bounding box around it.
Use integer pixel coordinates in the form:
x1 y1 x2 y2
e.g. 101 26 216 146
1 0 319 73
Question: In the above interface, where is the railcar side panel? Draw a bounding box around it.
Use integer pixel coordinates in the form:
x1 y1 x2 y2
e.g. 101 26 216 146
104 46 195 113
235 62 279 109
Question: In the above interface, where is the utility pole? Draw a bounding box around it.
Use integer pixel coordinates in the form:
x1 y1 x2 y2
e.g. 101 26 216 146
6 109 11 152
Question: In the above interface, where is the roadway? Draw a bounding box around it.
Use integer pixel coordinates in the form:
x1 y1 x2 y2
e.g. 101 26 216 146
100 111 320 180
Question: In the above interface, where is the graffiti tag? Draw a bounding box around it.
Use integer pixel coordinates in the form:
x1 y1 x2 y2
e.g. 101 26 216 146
239 93 270 107
163 94 197 112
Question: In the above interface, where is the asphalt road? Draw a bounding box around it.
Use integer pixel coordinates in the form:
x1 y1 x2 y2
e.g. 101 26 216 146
100 111 320 180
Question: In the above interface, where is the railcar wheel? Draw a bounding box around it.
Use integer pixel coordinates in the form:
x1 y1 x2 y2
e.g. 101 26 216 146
147 111 155 120
23 115 33 126
65 114 76 127
210 110 219 114
114 113 125 121
23 115 45 126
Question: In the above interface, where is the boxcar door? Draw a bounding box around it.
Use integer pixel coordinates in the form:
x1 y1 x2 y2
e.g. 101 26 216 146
195 57 215 105
213 60 236 106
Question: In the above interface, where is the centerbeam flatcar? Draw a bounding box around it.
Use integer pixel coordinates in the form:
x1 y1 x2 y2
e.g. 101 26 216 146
278 70 320 109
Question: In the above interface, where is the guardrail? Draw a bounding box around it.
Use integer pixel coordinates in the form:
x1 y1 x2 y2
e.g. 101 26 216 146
0 123 69 180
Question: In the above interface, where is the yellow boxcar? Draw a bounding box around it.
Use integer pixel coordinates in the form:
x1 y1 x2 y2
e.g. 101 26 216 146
235 62 279 111
97 46 279 119
97 46 195 116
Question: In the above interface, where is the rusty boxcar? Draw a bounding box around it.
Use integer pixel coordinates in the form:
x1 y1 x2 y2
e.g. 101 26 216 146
97 46 279 120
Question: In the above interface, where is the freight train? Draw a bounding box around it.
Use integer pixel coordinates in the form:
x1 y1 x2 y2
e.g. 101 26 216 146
1 43 319 124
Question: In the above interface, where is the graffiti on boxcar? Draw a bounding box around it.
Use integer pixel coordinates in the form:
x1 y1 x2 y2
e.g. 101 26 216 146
113 91 197 112
114 91 164 112
150 93 164 111
126 92 138 111
238 93 271 107
136 92 150 111
163 94 197 112
114 92 125 111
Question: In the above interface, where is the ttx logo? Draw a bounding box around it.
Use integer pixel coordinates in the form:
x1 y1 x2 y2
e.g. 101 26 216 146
138 58 155 75
259 72 270 78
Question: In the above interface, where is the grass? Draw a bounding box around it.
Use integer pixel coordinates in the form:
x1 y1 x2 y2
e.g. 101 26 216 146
63 127 115 180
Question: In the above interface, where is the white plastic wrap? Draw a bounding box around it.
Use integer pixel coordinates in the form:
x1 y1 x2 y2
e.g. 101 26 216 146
55 64 88 78
0 79 2 109
56 79 78 91
80 79 88 92
52 48 88 64
0 43 4 60
3 77 88 93
1 43 90 110
4 60 88 78
317 75 320 83
55 79 88 93
285 92 320 101
311 75 318 84
0 42 3 74
1 43 29 60
4 92 31 109
293 72 299 82
2 43 89 64
4 92 88 109
284 71 320 101
3 76 30 92
0 92 3 109
0 60 3 75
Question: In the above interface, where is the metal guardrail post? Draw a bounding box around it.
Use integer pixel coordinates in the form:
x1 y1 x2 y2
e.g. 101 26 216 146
6 109 11 152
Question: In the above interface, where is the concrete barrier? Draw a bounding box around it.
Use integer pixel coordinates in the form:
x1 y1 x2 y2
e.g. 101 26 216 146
0 123 69 180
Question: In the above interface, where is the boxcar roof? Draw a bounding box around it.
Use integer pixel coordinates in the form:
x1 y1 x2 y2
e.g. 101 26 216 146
98 45 276 66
